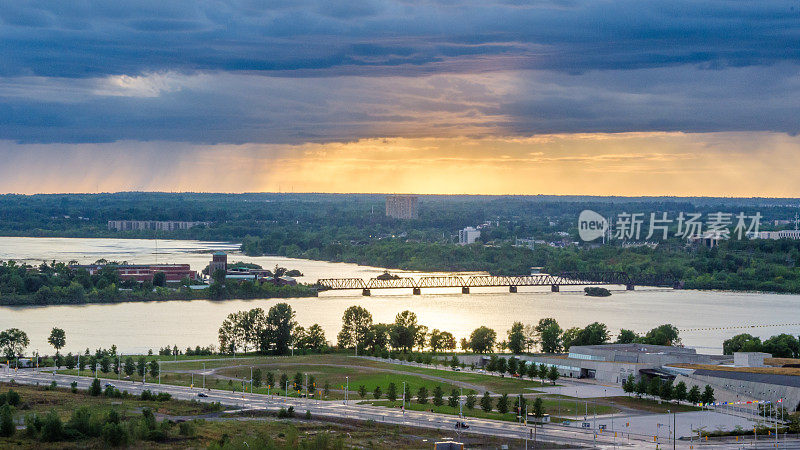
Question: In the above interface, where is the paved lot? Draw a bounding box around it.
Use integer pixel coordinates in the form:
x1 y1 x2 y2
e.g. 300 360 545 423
538 379 627 398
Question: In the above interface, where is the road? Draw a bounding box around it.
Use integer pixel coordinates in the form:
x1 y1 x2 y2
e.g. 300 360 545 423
3 368 800 449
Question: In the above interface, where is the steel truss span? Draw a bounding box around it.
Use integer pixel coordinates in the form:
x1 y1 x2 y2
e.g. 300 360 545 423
317 272 677 290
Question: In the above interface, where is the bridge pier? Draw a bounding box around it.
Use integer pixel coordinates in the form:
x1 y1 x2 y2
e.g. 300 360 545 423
626 284 635 291
461 286 470 294
551 285 559 292
362 289 371 296
412 287 421 295
509 285 517 293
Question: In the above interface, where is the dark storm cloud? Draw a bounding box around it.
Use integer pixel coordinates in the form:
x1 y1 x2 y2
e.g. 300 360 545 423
2 0 798 77
1 0 800 144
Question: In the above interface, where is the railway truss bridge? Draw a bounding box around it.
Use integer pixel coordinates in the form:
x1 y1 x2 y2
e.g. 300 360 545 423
316 272 681 296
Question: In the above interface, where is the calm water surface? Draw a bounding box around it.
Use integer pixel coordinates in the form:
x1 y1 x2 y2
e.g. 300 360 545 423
0 237 797 355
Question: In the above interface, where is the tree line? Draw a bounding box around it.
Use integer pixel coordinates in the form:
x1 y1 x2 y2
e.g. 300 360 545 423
0 260 316 307
723 333 800 358
622 374 716 406
217 304 327 355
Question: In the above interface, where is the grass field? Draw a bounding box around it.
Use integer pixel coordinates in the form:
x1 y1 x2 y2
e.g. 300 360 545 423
0 382 554 449
359 396 618 422
50 354 549 400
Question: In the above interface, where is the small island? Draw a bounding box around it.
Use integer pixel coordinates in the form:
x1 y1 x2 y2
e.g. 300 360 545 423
584 287 612 297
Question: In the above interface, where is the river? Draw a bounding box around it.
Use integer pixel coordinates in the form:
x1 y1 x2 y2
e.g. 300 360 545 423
0 237 797 355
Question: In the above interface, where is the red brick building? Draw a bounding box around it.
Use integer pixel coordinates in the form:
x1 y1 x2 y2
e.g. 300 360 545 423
70 264 198 283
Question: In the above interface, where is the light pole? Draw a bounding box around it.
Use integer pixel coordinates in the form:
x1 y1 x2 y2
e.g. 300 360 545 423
459 387 463 418
402 381 406 415
158 361 161 385
345 376 349 405
203 363 206 390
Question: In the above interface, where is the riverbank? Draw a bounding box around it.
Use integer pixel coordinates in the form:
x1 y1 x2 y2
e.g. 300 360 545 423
0 284 317 307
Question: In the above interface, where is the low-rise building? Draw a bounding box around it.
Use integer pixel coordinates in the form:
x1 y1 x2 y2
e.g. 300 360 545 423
69 264 198 282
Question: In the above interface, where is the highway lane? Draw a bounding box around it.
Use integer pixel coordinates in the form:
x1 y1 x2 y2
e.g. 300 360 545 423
1 368 631 448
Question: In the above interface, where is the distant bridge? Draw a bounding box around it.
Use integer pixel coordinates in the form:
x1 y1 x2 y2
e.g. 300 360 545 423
316 272 681 296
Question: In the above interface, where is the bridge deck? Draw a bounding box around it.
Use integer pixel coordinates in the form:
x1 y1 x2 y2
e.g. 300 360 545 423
317 272 676 290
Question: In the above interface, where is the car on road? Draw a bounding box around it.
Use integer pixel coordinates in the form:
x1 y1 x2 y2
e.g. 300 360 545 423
455 421 469 429
104 383 115 389
198 392 208 397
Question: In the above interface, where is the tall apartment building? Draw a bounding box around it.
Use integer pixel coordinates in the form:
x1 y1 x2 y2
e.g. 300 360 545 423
459 227 481 245
108 220 211 231
385 195 419 219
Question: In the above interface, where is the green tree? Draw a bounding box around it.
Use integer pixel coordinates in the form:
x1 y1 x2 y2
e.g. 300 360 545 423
561 327 581 351
687 385 701 404
100 355 111 373
133 357 145 378
0 328 29 358
432 385 444 406
673 381 687 402
89 378 102 396
634 378 647 397
47 327 66 359
266 303 296 355
507 322 526 354
468 326 497 353
417 386 428 404
252 368 262 388
373 386 382 399
622 374 635 394
700 385 715 405
547 365 559 384
647 377 661 398
0 404 14 438
40 410 63 442
387 383 397 402
389 310 419 352
337 306 373 353
267 371 275 389
507 357 518 375
358 385 367 399
480 391 493 412
448 389 459 408
148 360 159 378
763 334 800 358
642 324 680 346
152 272 166 287
65 353 76 370
123 357 135 377
532 397 544 417
293 372 303 391
616 329 639 344
496 393 509 414
660 381 673 401
536 319 562 353
538 363 548 384
495 357 507 375
722 333 763 355
465 391 477 410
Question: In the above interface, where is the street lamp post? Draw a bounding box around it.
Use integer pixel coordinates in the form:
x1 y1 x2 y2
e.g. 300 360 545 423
345 376 349 405
203 363 206 390
402 381 406 415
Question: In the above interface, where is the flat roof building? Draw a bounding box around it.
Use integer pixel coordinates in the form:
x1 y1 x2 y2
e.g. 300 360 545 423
385 195 419 219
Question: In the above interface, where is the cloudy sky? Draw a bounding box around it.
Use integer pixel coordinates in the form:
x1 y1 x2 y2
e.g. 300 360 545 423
1 0 800 195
